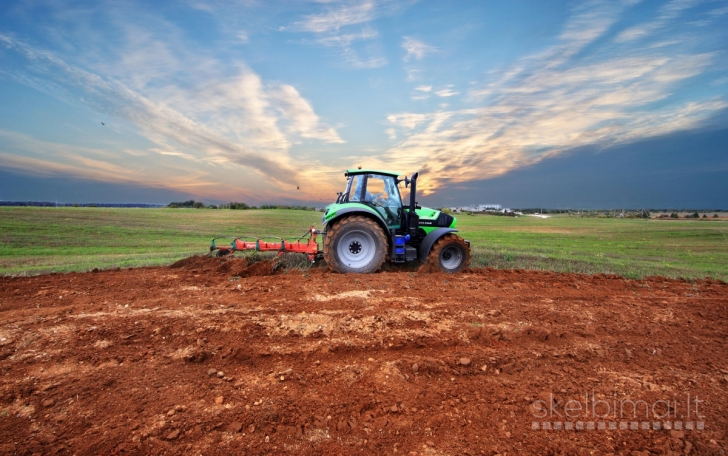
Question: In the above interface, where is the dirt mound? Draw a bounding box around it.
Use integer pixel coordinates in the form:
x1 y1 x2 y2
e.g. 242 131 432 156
168 254 283 278
170 255 249 275
235 259 281 278
1 266 726 455
169 254 221 269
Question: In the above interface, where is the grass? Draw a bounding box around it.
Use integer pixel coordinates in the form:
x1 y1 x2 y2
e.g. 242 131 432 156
0 207 726 281
0 207 322 276
456 213 728 281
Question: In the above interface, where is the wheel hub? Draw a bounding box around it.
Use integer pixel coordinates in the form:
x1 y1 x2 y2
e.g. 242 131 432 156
349 241 362 254
440 246 463 270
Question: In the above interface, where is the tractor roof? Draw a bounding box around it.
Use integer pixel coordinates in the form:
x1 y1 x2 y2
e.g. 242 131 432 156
345 169 401 177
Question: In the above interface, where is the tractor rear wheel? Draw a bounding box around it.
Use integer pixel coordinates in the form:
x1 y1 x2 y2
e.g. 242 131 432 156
429 234 470 273
324 215 388 273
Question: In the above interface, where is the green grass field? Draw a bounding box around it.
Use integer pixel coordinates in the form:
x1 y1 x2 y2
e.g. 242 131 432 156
458 214 728 280
1 207 726 280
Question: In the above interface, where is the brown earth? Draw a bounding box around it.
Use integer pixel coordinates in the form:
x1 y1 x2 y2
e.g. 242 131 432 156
0 256 727 455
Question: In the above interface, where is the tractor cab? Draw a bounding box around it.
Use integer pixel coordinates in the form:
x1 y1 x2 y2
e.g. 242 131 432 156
338 170 403 228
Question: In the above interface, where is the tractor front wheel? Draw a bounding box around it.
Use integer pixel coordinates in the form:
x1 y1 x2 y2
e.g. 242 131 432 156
429 234 470 273
324 215 388 274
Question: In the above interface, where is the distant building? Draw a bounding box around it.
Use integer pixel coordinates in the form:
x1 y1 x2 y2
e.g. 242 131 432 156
448 204 503 212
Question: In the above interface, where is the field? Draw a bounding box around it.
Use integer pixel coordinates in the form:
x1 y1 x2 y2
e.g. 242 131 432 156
1 208 727 454
1 207 727 281
1 256 727 454
459 214 728 281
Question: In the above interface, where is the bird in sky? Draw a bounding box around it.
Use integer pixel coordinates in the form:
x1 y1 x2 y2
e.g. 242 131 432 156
100 122 105 125
297 185 300 190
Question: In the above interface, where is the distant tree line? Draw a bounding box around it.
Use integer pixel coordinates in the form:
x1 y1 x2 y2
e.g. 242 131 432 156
167 200 319 211
0 201 164 208
658 212 719 219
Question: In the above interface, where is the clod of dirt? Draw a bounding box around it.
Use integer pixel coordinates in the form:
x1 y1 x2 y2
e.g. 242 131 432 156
459 357 471 366
214 396 224 405
183 350 209 363
227 422 243 433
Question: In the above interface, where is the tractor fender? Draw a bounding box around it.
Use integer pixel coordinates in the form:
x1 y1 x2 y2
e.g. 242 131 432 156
418 228 458 262
325 207 391 237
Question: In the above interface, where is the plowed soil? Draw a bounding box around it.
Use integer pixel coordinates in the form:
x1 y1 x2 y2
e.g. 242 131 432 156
1 256 727 455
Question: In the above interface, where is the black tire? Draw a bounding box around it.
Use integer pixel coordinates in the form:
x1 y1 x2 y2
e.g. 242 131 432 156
324 215 388 273
428 234 470 273
216 249 231 258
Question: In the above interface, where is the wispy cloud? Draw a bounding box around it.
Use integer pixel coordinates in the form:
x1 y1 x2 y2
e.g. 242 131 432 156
402 36 437 62
237 30 250 43
434 86 459 97
382 0 728 195
272 85 345 143
284 0 413 69
290 1 378 33
402 36 438 61
616 0 698 42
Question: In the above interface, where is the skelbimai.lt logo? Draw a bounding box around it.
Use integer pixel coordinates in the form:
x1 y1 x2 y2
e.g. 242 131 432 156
530 392 705 431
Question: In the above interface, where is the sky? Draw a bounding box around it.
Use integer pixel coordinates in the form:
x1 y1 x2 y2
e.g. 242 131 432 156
0 0 727 208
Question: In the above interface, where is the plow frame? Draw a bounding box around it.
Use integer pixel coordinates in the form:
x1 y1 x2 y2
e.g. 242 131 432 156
210 226 323 262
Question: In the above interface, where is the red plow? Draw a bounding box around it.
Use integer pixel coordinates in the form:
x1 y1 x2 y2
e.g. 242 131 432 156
209 226 323 262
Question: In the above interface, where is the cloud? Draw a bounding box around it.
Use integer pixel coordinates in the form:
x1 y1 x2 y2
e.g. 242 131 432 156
290 0 378 33
709 5 728 16
415 85 432 92
616 0 698 42
434 86 459 97
271 85 345 143
237 30 250 43
284 0 413 69
0 33 342 197
313 27 379 46
381 0 728 195
402 37 438 61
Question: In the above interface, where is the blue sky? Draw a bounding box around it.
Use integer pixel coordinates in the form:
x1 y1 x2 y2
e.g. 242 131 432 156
0 0 727 207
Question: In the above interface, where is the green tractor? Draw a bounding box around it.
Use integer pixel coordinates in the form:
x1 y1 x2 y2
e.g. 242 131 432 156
321 169 470 273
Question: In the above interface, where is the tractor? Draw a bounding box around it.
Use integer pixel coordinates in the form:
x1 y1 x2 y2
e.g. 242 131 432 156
321 169 470 273
209 169 470 274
